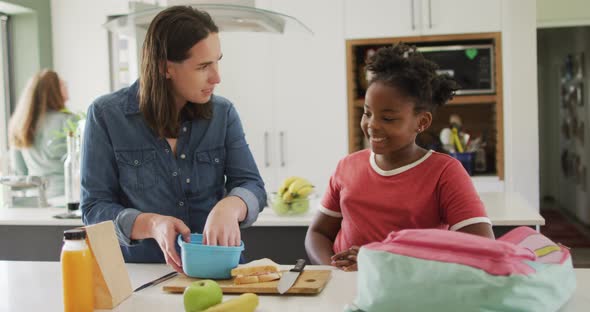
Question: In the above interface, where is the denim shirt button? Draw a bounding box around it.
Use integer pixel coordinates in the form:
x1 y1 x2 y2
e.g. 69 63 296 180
186 178 191 184
179 201 184 206
183 127 187 132
172 171 178 176
180 154 186 159
134 160 139 165
165 149 170 153
214 158 220 163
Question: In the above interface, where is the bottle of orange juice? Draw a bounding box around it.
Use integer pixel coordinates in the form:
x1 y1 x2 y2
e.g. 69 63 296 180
61 229 94 312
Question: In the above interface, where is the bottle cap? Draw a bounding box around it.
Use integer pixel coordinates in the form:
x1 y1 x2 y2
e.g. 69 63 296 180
63 228 86 240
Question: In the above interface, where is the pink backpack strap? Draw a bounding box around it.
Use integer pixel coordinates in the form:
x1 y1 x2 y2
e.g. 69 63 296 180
365 229 537 276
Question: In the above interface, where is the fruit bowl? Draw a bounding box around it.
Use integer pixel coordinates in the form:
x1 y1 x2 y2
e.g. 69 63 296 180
267 192 314 216
271 176 316 216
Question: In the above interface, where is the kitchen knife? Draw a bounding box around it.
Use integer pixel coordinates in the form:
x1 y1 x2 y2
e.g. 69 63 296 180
277 259 306 294
134 271 177 292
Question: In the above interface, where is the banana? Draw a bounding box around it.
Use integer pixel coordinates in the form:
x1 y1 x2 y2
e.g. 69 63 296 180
295 177 312 188
287 179 311 193
282 191 294 203
287 178 312 194
278 176 299 196
204 293 259 312
278 176 313 203
296 185 314 198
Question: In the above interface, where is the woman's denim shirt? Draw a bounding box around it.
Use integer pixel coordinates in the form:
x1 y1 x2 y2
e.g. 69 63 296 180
80 81 266 263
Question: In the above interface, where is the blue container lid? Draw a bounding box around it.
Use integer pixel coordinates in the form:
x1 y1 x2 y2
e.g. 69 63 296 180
178 234 244 251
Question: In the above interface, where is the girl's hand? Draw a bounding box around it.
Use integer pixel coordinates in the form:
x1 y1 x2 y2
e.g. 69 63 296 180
202 196 246 246
330 246 359 271
132 213 190 273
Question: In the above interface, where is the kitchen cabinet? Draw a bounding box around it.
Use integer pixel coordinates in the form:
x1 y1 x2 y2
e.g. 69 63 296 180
217 0 347 194
420 0 501 35
345 32 504 179
0 224 311 263
0 192 544 263
344 0 501 39
344 0 419 39
216 33 276 189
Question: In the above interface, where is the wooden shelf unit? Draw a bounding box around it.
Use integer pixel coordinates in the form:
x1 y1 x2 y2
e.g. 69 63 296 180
346 32 504 179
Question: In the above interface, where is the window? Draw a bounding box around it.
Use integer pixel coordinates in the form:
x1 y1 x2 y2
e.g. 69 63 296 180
107 17 136 91
0 13 13 175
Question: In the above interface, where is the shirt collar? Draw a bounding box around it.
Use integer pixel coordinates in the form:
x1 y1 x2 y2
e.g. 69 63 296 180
369 150 433 176
124 80 206 121
124 80 141 115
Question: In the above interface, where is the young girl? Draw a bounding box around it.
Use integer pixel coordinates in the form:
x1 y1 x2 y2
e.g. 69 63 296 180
9 69 72 197
305 44 494 271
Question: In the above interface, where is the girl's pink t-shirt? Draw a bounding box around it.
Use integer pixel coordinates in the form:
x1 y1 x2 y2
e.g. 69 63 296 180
320 150 491 254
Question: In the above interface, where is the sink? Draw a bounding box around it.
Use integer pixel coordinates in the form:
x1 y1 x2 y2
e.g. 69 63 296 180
0 176 49 208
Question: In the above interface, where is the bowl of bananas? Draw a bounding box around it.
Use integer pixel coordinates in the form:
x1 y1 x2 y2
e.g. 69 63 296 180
268 176 315 216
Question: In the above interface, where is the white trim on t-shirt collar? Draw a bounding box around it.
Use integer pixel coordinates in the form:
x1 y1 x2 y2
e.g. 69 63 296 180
370 150 434 176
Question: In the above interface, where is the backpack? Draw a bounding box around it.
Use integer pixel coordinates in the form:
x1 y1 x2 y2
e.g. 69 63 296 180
344 226 576 312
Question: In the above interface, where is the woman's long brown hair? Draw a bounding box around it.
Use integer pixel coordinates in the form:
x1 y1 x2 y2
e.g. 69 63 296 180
8 69 65 148
139 6 218 138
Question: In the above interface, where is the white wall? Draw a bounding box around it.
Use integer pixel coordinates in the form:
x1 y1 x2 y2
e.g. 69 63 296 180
537 0 590 28
50 0 128 114
501 0 540 210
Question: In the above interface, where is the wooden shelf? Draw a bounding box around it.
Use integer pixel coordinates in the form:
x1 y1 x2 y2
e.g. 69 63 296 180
355 95 497 107
449 94 497 105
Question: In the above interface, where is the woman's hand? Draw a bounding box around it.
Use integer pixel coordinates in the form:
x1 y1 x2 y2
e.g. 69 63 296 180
202 196 247 246
331 246 359 271
132 213 190 273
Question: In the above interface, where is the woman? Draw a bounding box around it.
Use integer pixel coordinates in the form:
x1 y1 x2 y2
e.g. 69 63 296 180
8 69 72 197
81 6 266 272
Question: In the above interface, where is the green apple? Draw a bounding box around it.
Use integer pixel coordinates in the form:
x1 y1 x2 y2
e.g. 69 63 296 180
183 280 223 312
291 199 309 214
272 196 290 215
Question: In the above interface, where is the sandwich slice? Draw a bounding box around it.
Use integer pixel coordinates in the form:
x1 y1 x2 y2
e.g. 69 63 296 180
231 258 282 285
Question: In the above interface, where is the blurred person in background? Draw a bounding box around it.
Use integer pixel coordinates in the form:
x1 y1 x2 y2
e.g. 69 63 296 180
8 69 72 197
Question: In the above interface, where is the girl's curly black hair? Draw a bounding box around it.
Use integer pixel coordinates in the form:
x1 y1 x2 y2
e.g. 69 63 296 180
365 43 460 113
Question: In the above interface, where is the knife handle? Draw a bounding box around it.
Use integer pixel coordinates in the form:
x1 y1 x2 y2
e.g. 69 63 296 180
291 259 306 272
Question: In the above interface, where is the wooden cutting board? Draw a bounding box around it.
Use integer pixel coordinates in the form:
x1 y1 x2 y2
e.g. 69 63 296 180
162 270 332 295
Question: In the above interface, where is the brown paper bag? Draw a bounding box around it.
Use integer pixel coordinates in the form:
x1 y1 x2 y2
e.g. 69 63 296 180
85 221 132 309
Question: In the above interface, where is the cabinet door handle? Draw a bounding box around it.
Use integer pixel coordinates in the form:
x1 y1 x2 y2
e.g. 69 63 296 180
428 0 432 29
410 0 416 30
264 131 270 168
279 131 286 167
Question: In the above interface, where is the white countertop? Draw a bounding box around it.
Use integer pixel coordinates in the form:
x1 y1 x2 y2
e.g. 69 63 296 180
478 192 545 226
0 261 587 311
254 191 546 227
0 191 544 227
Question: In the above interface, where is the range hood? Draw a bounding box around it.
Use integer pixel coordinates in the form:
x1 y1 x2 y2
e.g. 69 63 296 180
104 1 313 36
